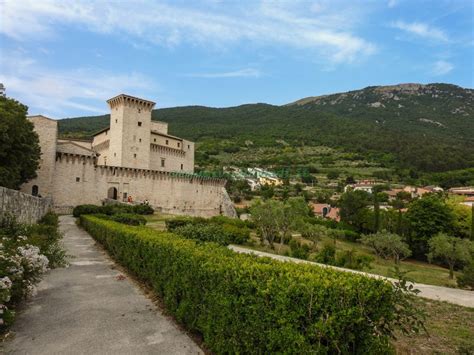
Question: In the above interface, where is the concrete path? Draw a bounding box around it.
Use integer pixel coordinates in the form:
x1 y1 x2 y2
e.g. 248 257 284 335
4 216 202 355
229 245 474 308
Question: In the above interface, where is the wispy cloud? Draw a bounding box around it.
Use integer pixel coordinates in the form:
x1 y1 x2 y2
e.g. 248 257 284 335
184 68 262 78
431 60 454 76
0 53 156 117
391 20 449 42
0 0 376 64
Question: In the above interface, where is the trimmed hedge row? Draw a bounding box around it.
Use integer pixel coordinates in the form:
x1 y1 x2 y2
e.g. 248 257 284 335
94 213 147 226
80 215 397 353
166 216 250 245
72 204 154 217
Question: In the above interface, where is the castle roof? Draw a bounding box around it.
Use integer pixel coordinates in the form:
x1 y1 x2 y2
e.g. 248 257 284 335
107 94 156 108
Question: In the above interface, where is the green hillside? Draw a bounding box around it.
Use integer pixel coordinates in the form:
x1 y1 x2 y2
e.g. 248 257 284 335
58 83 474 177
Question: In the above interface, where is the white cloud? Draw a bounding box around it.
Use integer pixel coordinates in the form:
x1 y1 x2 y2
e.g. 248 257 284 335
0 0 376 64
0 53 156 117
184 68 262 78
391 21 449 42
387 0 398 8
431 60 454 76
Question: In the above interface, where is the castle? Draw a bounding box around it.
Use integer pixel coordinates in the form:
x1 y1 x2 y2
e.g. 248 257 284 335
21 94 236 217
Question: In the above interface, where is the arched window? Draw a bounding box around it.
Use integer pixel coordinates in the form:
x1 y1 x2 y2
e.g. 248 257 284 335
32 185 39 196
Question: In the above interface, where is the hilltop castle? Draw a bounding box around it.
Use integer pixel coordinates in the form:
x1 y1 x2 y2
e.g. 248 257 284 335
21 94 236 217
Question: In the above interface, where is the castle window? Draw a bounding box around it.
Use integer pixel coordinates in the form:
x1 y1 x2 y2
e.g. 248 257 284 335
76 177 80 182
139 138 142 143
154 138 156 142
115 119 118 123
32 185 39 196
138 109 141 113
134 154 137 158
138 121 142 126
181 164 183 170
188 145 190 149
114 153 116 157
166 140 169 145
161 158 165 167
177 142 180 148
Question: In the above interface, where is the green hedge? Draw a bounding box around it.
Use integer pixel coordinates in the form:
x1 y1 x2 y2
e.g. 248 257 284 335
72 204 154 217
80 215 397 353
166 216 250 245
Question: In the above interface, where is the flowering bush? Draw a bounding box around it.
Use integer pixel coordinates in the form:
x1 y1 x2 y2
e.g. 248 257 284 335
0 212 63 330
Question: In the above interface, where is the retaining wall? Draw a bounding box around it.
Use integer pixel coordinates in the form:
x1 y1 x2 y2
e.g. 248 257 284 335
0 186 52 224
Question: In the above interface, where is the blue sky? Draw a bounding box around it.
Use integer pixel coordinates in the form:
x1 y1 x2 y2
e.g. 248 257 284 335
0 0 473 118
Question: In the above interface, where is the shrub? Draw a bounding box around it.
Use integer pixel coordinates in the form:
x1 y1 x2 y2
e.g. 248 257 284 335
110 213 147 226
174 222 250 246
314 243 336 264
72 203 154 217
80 215 399 353
457 261 474 289
72 204 101 217
289 239 311 260
336 249 374 270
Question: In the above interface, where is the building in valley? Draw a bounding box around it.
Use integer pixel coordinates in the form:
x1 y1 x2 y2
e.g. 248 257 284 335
21 94 236 217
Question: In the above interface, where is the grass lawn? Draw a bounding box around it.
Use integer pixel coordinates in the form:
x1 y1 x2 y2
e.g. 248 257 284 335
394 299 474 354
244 233 460 288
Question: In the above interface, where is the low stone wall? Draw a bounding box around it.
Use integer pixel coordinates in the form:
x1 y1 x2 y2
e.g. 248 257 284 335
0 186 52 224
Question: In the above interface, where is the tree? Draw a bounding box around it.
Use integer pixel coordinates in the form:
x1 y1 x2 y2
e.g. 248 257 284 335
427 233 473 279
250 200 280 248
361 231 412 264
405 194 455 259
338 190 372 232
446 196 472 239
327 171 340 180
0 97 40 189
390 191 412 235
274 197 310 252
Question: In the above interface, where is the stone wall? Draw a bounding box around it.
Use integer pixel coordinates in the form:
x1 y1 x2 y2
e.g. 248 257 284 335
50 152 236 218
0 186 52 224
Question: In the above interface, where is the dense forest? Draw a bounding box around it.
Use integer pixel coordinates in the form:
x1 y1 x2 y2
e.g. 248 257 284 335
59 83 474 183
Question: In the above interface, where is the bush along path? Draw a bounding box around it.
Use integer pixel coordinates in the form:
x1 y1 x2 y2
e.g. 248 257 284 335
229 245 474 308
2 216 201 354
78 215 427 354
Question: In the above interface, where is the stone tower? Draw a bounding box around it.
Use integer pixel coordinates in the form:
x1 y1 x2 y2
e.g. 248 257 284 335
106 94 156 169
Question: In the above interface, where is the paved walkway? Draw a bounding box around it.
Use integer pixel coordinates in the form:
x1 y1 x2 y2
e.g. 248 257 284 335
4 216 202 354
229 245 474 308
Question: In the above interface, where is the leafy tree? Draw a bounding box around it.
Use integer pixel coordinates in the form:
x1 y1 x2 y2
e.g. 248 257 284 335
446 196 472 239
0 97 40 189
250 200 279 248
457 261 474 289
361 231 412 264
427 233 473 279
405 194 455 258
390 191 412 235
274 197 310 251
338 190 372 232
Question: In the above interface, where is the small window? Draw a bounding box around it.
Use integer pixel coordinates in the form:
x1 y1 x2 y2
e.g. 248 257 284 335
177 142 180 148
161 158 165 167
32 185 39 196
139 138 142 143
188 144 190 149
114 152 116 157
138 109 141 113
154 138 156 142
76 177 80 182
180 164 183 170
166 140 169 145
134 154 137 158
138 121 142 127
115 119 118 123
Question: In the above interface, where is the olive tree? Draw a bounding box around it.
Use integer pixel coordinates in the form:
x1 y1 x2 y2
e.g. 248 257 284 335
427 233 473 279
361 231 411 264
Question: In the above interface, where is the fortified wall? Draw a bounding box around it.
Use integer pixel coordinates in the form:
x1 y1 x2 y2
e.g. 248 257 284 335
51 152 232 217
